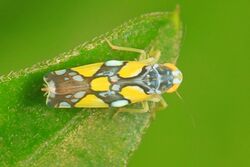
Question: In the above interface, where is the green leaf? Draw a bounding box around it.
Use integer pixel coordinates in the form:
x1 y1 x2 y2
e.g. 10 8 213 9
0 7 182 167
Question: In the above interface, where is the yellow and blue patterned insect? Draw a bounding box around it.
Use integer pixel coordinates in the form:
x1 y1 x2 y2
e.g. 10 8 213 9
42 39 183 112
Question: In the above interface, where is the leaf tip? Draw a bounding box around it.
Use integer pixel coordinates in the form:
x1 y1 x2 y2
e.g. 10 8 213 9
172 5 182 31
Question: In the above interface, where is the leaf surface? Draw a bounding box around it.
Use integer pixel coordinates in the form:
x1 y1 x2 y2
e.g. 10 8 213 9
0 8 182 167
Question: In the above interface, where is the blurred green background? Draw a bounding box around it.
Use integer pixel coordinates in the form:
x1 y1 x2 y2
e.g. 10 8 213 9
0 0 249 166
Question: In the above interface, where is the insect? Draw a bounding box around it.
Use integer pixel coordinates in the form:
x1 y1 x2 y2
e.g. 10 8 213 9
42 39 183 112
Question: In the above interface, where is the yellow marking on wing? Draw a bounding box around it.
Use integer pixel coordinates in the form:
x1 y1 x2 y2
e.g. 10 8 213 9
75 94 108 108
118 61 147 78
71 62 103 77
120 86 151 103
90 77 111 91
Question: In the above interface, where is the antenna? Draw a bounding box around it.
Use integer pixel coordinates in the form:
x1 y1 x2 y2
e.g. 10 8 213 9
175 91 197 128
175 91 183 100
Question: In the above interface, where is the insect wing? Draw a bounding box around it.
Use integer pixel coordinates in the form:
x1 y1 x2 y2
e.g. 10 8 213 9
43 69 89 108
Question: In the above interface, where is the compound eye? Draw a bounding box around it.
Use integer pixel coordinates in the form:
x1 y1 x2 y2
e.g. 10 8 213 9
173 78 182 84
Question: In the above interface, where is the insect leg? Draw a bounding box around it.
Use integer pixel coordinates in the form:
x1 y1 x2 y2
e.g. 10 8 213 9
140 50 161 65
105 38 162 64
146 95 168 119
149 95 168 108
115 101 150 114
105 38 147 59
